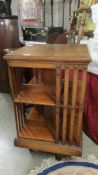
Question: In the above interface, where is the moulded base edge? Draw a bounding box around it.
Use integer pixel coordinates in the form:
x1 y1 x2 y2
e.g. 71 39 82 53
14 137 82 157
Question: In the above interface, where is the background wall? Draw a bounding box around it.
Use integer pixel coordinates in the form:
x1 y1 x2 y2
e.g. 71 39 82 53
11 0 23 40
11 0 19 15
11 0 77 40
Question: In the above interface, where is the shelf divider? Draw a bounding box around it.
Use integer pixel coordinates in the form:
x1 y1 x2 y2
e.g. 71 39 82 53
62 65 70 144
55 65 61 143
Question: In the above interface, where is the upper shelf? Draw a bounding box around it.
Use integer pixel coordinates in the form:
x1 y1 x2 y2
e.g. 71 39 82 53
14 84 56 106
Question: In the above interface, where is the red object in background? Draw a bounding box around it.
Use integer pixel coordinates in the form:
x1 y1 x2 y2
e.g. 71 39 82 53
83 72 98 144
61 69 82 80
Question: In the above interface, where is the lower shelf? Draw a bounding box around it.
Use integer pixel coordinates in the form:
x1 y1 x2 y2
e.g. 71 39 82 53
19 122 55 142
14 137 82 156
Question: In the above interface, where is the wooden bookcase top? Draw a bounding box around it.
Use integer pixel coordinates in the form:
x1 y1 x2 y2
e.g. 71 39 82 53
4 44 91 63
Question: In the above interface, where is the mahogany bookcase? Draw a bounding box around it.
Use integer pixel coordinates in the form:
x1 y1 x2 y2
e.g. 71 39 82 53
4 44 91 157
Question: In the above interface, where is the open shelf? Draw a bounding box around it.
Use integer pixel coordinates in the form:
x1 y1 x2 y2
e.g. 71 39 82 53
25 107 46 126
19 107 55 142
14 84 56 106
19 122 55 142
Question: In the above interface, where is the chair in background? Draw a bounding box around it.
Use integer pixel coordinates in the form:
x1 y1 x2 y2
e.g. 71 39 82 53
47 32 68 44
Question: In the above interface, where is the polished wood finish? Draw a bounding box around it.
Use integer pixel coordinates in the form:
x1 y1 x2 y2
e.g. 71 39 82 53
0 16 19 92
56 65 61 143
62 65 70 144
5 44 90 62
69 66 78 144
19 121 55 142
14 84 56 106
5 44 90 157
14 138 82 156
76 67 88 145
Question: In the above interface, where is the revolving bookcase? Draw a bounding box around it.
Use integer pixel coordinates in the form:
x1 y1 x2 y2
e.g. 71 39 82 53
4 44 91 157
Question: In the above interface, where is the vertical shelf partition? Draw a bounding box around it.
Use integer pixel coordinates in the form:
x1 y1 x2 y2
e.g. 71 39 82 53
5 44 91 157
61 64 87 147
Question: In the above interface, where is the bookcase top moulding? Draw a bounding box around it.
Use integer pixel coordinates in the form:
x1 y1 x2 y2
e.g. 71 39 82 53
4 44 91 63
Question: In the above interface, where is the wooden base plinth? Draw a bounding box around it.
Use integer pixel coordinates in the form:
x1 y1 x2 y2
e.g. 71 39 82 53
14 137 82 156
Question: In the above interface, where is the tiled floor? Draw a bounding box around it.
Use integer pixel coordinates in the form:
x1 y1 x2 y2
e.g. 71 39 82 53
0 93 98 175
